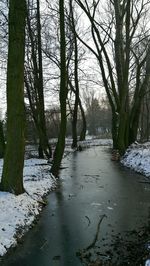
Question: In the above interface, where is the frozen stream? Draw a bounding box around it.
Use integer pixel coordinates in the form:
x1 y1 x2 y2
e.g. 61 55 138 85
2 146 150 265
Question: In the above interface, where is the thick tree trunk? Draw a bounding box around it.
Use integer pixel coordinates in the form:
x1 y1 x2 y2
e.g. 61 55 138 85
38 141 44 159
0 121 5 158
0 0 26 195
129 120 139 145
117 111 128 154
111 112 118 149
112 110 129 154
51 0 67 176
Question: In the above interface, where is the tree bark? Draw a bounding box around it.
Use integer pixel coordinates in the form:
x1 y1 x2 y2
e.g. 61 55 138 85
0 0 26 195
79 97 86 141
0 121 5 158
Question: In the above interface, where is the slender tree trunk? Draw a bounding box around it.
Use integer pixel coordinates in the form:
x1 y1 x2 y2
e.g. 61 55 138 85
140 101 145 141
70 0 79 149
26 2 52 159
68 78 86 142
129 99 142 144
36 0 52 158
0 0 26 195
71 99 78 148
51 0 67 176
79 98 86 141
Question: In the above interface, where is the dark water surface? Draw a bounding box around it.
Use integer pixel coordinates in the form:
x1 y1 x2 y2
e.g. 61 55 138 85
2 146 150 266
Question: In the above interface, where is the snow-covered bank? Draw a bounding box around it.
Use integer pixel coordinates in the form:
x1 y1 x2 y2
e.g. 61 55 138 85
79 138 112 147
0 158 56 257
121 142 150 178
49 137 113 147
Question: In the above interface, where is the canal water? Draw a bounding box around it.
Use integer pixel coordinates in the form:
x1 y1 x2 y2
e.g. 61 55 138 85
2 146 150 265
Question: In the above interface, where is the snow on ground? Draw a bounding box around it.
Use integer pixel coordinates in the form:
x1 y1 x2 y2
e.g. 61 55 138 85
145 259 150 266
0 158 56 257
49 137 113 147
79 138 112 147
121 142 150 178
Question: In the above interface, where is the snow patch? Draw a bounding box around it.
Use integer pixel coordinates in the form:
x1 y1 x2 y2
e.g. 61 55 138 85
121 142 150 178
145 259 150 266
0 158 56 257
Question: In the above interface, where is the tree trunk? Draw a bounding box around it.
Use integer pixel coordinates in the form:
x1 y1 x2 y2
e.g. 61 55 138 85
117 111 128 154
25 1 52 159
129 98 142 144
71 99 78 148
51 0 67 176
0 121 5 158
70 0 79 149
36 0 52 158
38 141 44 159
111 112 118 149
67 80 86 142
79 98 86 141
0 0 26 195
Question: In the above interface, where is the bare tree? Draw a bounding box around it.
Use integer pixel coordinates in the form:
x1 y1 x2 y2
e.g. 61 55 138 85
43 1 87 146
75 0 150 153
51 0 68 176
25 0 52 159
68 0 87 147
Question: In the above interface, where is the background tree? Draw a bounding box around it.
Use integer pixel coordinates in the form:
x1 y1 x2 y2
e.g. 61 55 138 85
51 0 68 176
67 0 80 148
0 0 26 194
75 0 150 154
85 95 111 136
25 0 52 159
43 0 87 146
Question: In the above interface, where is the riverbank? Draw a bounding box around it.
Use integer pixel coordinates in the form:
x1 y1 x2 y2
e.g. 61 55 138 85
0 158 57 257
121 141 150 178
